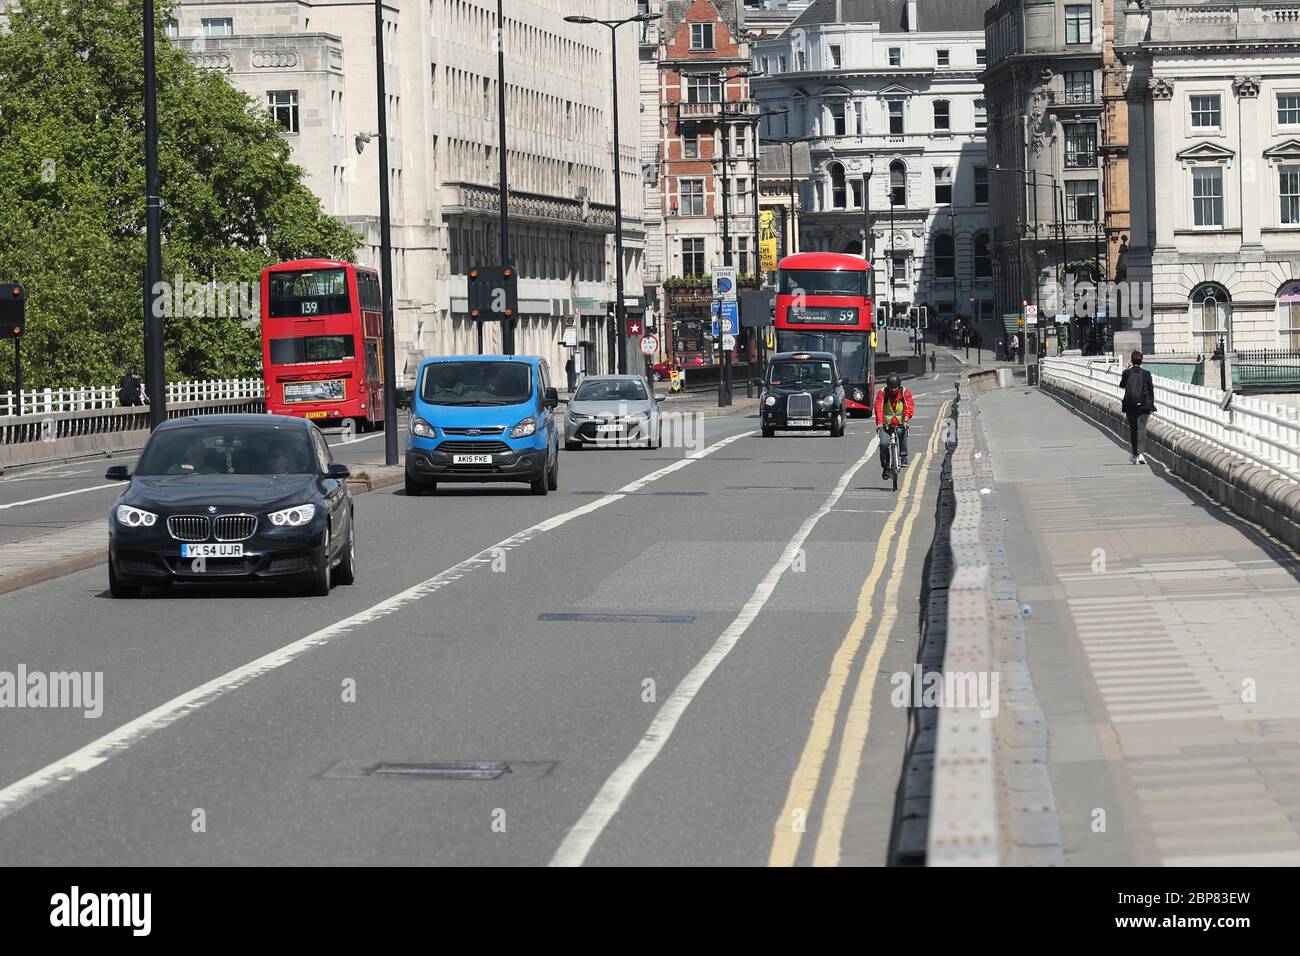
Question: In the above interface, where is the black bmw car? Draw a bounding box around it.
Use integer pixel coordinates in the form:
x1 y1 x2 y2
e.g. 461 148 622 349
106 415 355 598
760 351 848 437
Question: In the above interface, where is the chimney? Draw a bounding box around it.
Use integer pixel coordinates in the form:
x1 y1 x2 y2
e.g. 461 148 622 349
906 0 918 31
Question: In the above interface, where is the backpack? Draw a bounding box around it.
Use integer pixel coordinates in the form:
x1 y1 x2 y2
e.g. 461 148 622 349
1124 368 1145 408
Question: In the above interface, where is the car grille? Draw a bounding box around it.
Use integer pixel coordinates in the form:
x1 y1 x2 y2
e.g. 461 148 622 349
167 515 210 542
787 393 814 419
214 515 257 541
268 555 312 574
437 440 512 455
441 427 506 436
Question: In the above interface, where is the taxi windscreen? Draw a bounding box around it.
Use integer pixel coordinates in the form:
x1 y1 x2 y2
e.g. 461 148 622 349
767 360 835 387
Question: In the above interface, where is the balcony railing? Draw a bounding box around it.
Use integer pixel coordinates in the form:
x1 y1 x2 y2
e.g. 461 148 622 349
1064 89 1095 105
1065 150 1098 168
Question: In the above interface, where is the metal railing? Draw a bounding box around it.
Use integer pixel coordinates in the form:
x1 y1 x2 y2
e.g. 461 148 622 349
1042 356 1300 483
1 377 264 417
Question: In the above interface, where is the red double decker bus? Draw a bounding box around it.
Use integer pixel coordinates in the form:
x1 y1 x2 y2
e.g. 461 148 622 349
261 259 387 431
775 252 876 417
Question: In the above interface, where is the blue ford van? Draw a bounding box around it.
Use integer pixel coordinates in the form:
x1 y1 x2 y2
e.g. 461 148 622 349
404 355 560 496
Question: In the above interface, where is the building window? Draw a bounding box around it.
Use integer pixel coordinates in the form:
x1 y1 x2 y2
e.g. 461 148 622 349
934 234 954 279
933 100 950 131
1192 167 1224 226
974 234 992 278
850 177 863 208
686 74 722 103
680 179 705 216
1066 180 1098 221
201 17 233 36
974 99 987 130
890 160 907 206
936 49 949 67
829 162 847 209
1065 5 1092 44
830 101 846 136
1282 165 1300 225
1064 123 1097 167
976 48 987 66
797 50 807 71
892 254 907 283
690 23 714 51
1279 93 1300 126
830 45 842 69
974 166 989 204
779 55 787 73
1191 284 1230 352
762 56 770 75
1280 282 1300 348
1065 71 1094 104
888 47 901 67
681 237 705 276
165 19 179 39
888 99 904 135
683 134 699 159
734 178 749 215
737 237 751 274
268 91 299 133
732 125 747 156
934 166 952 204
1190 94 1221 130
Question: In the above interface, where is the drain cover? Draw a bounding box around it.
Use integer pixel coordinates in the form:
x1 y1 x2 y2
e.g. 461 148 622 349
368 762 510 780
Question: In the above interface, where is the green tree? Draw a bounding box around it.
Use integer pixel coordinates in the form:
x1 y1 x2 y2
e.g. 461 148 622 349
0 0 359 391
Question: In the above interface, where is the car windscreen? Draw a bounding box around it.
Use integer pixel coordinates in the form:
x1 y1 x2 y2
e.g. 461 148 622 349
768 360 835 387
267 268 351 318
136 426 318 476
420 361 533 406
779 268 866 297
574 379 648 402
269 334 356 364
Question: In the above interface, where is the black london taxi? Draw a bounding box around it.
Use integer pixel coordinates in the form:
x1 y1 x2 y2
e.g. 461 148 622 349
760 351 847 437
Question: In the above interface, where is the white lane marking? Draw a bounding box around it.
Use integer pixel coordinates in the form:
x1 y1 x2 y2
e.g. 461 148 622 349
0 430 754 822
549 436 880 867
0 484 120 511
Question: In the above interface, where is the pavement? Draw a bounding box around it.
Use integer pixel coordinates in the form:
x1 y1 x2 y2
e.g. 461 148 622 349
975 384 1300 865
0 359 964 865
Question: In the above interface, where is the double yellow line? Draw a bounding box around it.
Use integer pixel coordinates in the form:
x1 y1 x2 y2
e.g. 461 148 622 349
768 400 951 867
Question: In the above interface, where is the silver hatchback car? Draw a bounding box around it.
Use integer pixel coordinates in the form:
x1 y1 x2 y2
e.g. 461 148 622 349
563 374 664 449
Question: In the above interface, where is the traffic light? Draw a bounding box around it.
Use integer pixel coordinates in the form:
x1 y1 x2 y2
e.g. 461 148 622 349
0 283 25 340
468 265 518 321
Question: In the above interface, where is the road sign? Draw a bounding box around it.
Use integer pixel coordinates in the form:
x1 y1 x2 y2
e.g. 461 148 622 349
640 334 658 356
723 334 736 350
713 267 737 302
468 265 517 321
1023 304 1038 319
626 318 642 336
563 327 577 347
712 300 737 337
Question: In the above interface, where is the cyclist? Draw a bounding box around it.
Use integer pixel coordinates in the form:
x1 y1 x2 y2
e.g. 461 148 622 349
874 372 915 480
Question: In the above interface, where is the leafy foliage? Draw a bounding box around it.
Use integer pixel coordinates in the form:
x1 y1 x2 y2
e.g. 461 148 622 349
0 0 359 389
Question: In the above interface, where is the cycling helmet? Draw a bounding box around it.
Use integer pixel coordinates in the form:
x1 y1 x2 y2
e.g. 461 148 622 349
886 372 903 389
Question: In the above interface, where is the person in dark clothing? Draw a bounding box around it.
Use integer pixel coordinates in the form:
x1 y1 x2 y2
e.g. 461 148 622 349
1120 350 1156 465
117 367 148 407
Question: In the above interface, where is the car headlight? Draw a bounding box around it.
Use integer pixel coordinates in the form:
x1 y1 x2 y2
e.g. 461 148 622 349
764 395 777 407
411 416 435 438
853 388 865 402
269 504 316 527
116 505 157 528
510 417 537 439
818 395 835 407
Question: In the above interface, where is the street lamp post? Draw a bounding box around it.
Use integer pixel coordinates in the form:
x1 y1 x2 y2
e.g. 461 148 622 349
143 0 167 429
565 12 661 376
497 0 513 356
374 0 398 464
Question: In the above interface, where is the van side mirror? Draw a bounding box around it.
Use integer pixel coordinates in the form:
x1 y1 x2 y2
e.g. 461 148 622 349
543 387 559 409
106 465 131 481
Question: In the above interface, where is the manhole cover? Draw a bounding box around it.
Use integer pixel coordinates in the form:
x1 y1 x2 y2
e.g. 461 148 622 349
369 762 510 780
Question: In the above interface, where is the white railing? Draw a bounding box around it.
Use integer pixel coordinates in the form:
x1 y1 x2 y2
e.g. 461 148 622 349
1042 357 1300 484
1 377 264 417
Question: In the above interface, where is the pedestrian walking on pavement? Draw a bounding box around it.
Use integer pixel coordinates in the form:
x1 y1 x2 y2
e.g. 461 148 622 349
929 350 937 376
117 366 148 407
1009 333 1020 363
1120 350 1156 465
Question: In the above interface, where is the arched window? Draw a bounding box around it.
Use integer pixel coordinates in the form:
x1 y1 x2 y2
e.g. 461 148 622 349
829 161 846 209
889 160 907 207
1190 284 1231 353
934 233 955 279
974 234 992 278
1279 281 1300 349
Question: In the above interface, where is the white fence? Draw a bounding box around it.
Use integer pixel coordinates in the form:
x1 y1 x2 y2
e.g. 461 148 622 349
1041 357 1300 484
1 378 264 417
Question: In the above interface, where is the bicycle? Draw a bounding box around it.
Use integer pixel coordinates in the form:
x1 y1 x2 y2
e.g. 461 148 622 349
883 423 907 491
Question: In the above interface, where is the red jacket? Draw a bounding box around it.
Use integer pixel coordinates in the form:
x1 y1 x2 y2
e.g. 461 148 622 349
875 386 914 426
